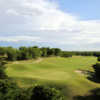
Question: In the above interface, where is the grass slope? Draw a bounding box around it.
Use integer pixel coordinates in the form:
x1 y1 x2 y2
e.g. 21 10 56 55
6 56 100 100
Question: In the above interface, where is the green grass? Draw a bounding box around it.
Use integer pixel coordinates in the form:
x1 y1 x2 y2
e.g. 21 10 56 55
6 56 100 100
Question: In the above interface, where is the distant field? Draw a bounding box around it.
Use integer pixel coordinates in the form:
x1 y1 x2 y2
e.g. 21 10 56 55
6 56 100 100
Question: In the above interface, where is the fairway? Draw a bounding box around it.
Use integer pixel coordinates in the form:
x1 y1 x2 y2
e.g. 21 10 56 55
6 56 100 100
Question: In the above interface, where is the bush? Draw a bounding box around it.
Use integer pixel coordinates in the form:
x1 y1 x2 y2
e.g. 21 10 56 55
93 63 100 78
0 67 7 79
98 57 100 61
30 85 64 100
0 79 28 100
6 48 17 61
0 79 19 100
0 80 64 100
0 59 7 79
61 52 72 58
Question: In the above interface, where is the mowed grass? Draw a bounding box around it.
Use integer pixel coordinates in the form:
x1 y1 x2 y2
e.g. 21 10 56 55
6 56 100 100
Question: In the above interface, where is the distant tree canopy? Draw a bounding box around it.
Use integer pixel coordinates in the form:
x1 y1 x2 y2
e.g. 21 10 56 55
0 46 100 61
61 51 72 57
0 46 62 61
6 47 17 61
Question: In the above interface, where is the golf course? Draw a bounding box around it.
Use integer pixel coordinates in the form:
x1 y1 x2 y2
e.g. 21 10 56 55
5 56 100 100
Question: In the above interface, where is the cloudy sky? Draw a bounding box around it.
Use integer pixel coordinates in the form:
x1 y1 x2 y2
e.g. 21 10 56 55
0 0 100 51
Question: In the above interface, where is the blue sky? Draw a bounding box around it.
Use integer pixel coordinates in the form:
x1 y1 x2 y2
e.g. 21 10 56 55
0 0 100 51
58 0 100 20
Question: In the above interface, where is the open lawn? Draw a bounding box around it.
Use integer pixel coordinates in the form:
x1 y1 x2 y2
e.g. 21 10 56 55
6 56 100 100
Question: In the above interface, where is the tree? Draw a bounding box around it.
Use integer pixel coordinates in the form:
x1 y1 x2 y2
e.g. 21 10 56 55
6 47 17 61
0 79 27 100
31 47 41 59
41 48 47 57
0 57 7 79
93 63 100 78
18 47 31 60
61 51 72 58
54 48 61 56
0 47 6 56
0 67 7 79
30 85 64 100
46 48 55 56
18 46 41 60
98 57 100 61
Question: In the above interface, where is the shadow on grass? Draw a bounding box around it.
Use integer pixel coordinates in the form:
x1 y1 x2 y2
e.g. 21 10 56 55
78 69 100 83
85 70 100 83
87 74 100 83
9 77 42 87
9 77 70 99
73 88 100 100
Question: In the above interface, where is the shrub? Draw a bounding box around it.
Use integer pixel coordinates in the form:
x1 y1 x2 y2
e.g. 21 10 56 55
0 59 7 79
0 80 64 100
6 48 17 61
0 79 18 100
61 52 72 58
0 67 7 79
98 57 100 61
30 85 64 100
0 79 28 100
93 63 100 78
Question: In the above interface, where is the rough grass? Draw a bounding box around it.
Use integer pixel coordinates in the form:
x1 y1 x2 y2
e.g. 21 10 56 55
6 56 100 100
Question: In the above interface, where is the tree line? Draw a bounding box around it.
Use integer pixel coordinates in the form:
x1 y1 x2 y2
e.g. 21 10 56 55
1 46 100 61
0 46 68 61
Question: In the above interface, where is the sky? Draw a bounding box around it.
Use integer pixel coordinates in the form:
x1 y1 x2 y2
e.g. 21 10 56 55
58 0 100 20
0 0 100 51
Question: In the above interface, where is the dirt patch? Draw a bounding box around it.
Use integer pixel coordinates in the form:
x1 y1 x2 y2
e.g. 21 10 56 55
75 70 84 75
75 70 88 75
12 58 43 64
13 61 19 64
34 58 43 63
75 70 94 76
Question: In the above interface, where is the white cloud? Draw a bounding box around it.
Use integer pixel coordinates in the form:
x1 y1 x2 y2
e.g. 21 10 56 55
0 0 100 50
6 9 19 16
0 36 40 42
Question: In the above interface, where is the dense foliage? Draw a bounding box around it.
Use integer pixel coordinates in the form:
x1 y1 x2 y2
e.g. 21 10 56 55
61 51 72 57
97 57 100 61
0 80 64 100
30 85 64 100
1 46 100 61
93 63 100 78
0 46 62 61
0 79 25 100
0 57 8 79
